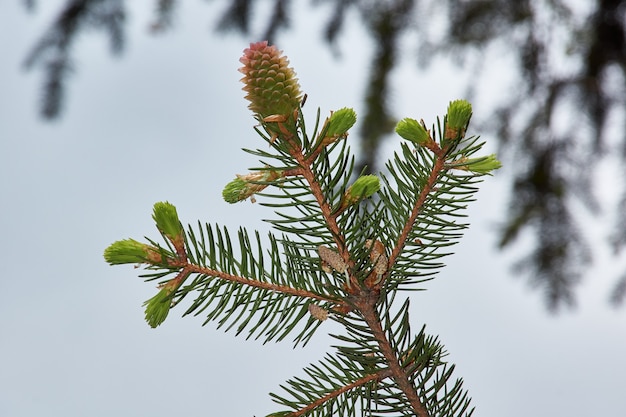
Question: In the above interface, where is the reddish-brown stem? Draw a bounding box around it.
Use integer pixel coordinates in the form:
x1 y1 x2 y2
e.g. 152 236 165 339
180 263 342 305
170 235 187 263
290 368 394 417
163 267 190 290
344 144 450 417
355 294 430 417
289 147 359 290
387 146 447 271
303 140 327 166
290 151 341 239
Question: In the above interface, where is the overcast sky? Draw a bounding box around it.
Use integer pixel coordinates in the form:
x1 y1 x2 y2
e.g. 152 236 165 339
1 1 625 417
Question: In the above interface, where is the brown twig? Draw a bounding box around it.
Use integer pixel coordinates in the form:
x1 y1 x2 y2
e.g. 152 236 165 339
345 144 450 417
387 145 447 272
183 263 343 305
290 368 394 417
355 293 430 417
289 145 361 291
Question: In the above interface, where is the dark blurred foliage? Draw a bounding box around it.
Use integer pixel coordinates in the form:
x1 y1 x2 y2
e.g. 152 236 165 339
23 0 125 118
23 0 626 310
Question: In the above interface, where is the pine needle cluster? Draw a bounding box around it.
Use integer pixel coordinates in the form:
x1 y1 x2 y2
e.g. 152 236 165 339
104 41 500 417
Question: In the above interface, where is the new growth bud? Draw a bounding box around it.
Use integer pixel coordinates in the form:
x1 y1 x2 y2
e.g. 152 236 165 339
222 170 283 203
152 202 183 244
395 118 430 145
326 108 357 138
318 107 357 146
239 41 303 119
463 154 502 174
337 175 380 212
143 280 178 328
103 239 164 265
445 99 473 141
346 174 380 201
222 177 249 203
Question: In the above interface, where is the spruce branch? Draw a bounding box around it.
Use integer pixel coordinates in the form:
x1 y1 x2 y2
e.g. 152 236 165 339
356 295 430 416
272 363 394 417
288 138 355 285
183 263 337 304
387 149 446 285
104 42 499 416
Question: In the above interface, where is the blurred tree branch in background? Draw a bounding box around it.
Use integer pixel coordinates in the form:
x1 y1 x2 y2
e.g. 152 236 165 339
22 0 626 310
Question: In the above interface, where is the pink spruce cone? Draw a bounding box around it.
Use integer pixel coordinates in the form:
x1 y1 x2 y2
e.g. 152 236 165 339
239 41 302 118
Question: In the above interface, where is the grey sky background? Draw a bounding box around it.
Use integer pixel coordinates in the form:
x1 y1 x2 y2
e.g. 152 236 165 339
1 1 625 416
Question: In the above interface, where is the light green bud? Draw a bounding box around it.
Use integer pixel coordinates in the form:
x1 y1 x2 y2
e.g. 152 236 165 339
222 170 283 204
103 239 163 265
445 99 473 140
152 202 183 242
325 107 357 139
339 175 380 211
222 177 250 203
465 154 502 174
143 285 174 328
395 118 430 145
348 175 380 198
446 99 473 130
